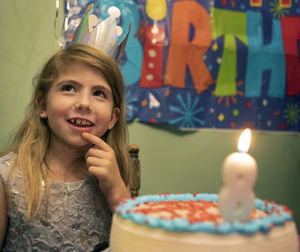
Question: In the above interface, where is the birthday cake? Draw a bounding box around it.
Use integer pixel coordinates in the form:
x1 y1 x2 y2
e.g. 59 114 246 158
109 193 298 252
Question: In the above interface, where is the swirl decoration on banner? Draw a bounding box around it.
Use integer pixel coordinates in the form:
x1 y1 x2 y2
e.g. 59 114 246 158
99 1 143 86
93 0 143 85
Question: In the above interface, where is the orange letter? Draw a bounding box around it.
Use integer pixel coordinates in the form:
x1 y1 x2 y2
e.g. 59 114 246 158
164 1 213 94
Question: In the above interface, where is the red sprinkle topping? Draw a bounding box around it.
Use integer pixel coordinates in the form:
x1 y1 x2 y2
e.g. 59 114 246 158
134 200 222 224
264 200 268 208
282 206 294 216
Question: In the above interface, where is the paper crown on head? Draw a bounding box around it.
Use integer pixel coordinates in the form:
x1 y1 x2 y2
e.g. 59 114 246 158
71 4 130 64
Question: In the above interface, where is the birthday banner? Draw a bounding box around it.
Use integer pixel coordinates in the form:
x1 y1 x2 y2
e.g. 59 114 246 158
63 0 300 132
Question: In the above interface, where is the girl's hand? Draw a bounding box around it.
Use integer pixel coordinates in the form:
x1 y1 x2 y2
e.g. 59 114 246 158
82 132 130 210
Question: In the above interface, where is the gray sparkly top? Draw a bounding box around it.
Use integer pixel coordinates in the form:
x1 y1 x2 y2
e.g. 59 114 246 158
0 152 112 252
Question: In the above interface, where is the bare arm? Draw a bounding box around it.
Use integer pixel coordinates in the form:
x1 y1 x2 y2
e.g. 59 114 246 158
0 179 8 248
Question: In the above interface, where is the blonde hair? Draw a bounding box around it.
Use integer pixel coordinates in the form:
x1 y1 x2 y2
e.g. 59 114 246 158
1 43 132 219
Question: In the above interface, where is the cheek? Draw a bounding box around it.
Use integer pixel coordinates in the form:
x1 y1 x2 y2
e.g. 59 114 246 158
95 106 115 125
98 112 113 124
46 100 70 120
48 106 63 118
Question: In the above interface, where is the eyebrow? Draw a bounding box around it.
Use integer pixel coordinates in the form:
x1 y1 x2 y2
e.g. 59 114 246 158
56 80 80 87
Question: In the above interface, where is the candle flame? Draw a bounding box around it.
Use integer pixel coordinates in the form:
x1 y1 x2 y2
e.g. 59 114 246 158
238 128 251 153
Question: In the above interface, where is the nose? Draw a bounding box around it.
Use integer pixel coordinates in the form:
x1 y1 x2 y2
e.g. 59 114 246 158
74 94 92 112
74 102 91 111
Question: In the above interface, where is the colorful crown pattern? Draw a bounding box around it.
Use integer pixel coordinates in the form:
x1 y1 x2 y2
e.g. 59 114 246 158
56 2 130 64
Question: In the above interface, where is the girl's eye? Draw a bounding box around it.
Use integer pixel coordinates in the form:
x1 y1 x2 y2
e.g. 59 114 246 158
94 90 106 98
62 85 76 92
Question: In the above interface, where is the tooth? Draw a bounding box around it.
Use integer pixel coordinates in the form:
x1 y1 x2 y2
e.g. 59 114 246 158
76 119 81 125
82 120 87 125
71 119 75 124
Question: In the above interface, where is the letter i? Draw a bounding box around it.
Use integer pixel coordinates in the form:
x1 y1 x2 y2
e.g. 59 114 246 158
140 24 165 88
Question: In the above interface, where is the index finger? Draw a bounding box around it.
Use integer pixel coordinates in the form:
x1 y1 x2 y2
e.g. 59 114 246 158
81 132 110 151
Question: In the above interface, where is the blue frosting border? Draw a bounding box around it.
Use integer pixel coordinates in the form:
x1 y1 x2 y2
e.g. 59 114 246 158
115 193 294 235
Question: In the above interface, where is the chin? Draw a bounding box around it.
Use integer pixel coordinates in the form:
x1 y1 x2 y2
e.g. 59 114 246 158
76 140 92 148
63 137 91 150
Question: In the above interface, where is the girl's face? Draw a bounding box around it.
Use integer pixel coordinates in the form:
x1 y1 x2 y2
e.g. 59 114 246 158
40 63 119 149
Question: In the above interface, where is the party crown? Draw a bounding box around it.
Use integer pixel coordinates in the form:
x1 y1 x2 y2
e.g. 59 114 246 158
71 4 130 64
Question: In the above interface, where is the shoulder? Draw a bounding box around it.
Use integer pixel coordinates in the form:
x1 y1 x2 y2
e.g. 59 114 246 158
0 152 16 164
0 152 17 184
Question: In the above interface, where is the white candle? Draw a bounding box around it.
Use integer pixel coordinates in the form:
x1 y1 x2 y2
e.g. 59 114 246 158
218 129 258 221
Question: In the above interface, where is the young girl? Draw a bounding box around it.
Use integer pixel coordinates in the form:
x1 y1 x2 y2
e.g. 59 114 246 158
0 43 132 251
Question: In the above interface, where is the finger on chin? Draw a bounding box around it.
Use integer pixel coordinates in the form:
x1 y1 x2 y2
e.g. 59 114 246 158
82 132 108 151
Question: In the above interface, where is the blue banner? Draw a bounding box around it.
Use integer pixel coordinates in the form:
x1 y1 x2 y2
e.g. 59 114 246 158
64 0 300 132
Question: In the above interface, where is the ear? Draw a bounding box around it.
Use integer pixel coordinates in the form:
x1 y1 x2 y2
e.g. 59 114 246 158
39 110 48 119
35 96 48 119
108 107 120 130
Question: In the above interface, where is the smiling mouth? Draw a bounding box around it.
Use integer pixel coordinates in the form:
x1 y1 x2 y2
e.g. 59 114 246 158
68 119 94 128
